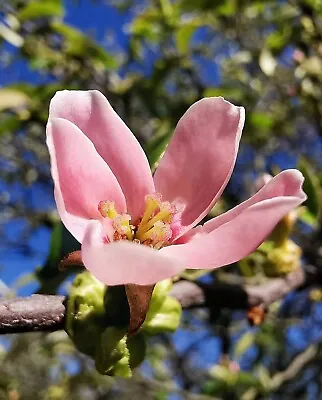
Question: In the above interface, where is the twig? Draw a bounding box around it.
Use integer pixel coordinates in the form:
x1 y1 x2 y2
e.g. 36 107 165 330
241 345 320 400
170 267 306 309
270 344 318 389
0 266 318 334
0 295 66 334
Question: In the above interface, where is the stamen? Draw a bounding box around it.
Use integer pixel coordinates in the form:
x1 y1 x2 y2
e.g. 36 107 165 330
113 214 133 240
97 192 180 249
138 201 174 235
98 201 118 219
137 194 162 232
140 221 172 244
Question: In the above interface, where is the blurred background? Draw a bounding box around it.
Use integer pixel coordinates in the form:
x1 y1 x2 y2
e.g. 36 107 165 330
1 0 322 399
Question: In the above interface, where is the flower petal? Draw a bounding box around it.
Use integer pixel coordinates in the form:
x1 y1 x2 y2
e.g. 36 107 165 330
49 90 155 221
154 97 245 233
202 169 305 233
161 170 306 268
81 221 185 285
47 118 126 242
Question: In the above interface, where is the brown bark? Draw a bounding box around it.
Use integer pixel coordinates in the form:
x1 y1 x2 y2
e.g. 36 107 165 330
0 267 313 334
0 295 66 334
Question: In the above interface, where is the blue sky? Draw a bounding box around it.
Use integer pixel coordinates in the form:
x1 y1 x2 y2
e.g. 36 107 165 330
1 3 322 393
0 0 131 292
0 0 223 293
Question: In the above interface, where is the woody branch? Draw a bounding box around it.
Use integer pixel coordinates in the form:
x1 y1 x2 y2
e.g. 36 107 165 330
1 264 321 335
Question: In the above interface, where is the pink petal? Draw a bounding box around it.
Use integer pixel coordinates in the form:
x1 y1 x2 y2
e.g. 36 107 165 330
47 118 126 242
154 97 245 234
161 170 306 269
202 169 304 233
81 221 185 285
49 90 155 221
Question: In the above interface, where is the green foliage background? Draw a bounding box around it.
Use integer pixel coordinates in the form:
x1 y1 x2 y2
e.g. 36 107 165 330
1 0 322 399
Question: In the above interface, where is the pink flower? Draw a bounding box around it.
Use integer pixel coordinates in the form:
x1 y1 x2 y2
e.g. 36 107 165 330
46 91 306 286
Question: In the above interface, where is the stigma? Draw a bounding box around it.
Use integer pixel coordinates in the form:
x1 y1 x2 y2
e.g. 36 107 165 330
98 194 179 248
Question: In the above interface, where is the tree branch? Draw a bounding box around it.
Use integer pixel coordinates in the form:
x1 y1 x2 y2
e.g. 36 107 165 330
170 267 306 309
0 266 319 334
0 295 66 334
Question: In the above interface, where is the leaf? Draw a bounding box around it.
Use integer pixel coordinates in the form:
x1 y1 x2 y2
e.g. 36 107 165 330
203 87 243 102
235 332 255 356
130 10 161 42
0 89 30 111
300 207 318 226
47 222 63 264
144 120 172 169
259 49 277 76
301 56 322 77
0 22 23 47
249 112 274 131
298 158 321 224
179 269 210 281
52 22 118 69
18 0 64 21
266 27 291 53
0 115 21 137
175 23 198 54
36 223 81 294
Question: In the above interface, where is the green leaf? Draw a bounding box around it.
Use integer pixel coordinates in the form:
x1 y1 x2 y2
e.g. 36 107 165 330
130 10 161 42
298 158 321 224
300 207 318 226
144 121 172 169
301 56 322 77
175 23 198 54
142 280 181 335
0 22 23 47
0 88 30 111
95 327 132 378
259 49 277 76
266 28 291 53
0 114 21 136
52 22 118 70
235 332 255 356
203 87 243 102
179 269 210 281
47 222 62 264
36 223 81 293
249 112 274 131
18 0 64 21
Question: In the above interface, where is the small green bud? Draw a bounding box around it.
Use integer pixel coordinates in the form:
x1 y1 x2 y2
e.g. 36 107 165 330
66 272 147 377
269 211 297 246
310 289 322 302
142 279 182 335
66 271 107 357
95 327 132 378
263 239 301 277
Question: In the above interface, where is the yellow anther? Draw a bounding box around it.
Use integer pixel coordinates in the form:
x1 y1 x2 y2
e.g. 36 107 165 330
139 202 173 234
113 214 133 240
98 201 118 219
138 221 171 244
98 192 176 248
138 194 162 231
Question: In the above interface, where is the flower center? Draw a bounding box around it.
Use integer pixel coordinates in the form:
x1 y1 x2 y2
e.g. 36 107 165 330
98 194 180 249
